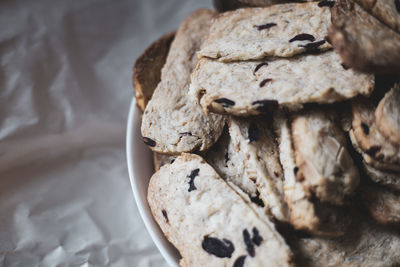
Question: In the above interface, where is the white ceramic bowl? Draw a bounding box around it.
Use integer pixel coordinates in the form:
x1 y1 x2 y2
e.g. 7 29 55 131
126 99 180 267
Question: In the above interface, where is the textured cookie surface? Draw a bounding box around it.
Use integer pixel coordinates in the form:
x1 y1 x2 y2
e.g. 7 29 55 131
354 0 400 32
291 213 400 267
191 50 374 116
292 109 359 205
360 185 400 225
141 9 225 154
133 32 175 111
375 83 400 146
364 162 400 192
274 113 350 236
350 98 400 172
329 0 400 73
147 153 293 267
199 2 332 61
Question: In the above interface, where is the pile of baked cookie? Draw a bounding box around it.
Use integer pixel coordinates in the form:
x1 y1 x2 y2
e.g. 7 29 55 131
133 0 400 266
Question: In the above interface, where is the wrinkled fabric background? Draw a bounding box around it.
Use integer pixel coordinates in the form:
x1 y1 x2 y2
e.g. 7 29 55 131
0 0 212 266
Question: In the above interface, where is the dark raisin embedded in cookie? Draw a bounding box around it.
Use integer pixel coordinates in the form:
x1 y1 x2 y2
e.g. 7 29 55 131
299 40 326 52
254 62 268 73
318 0 335 8
250 191 265 207
248 122 260 142
254 23 277 31
188 168 200 192
202 236 235 258
214 98 235 107
143 137 156 147
289 33 315 42
252 227 263 246
260 79 273 87
233 255 246 267
243 229 255 257
162 209 169 223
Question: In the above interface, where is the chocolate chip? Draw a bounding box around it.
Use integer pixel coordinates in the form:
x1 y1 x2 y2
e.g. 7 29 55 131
318 0 335 8
299 40 326 52
254 62 268 73
202 237 235 258
214 98 235 107
361 123 369 135
143 137 156 147
179 132 193 136
233 255 247 267
250 191 265 208
365 146 381 157
188 168 200 192
248 123 259 142
252 100 279 113
252 227 263 246
289 33 315 43
293 166 299 175
162 209 169 223
396 0 400 13
259 78 272 87
254 23 277 30
243 229 255 257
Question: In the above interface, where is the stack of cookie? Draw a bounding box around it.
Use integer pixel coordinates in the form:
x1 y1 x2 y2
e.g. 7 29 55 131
133 1 400 266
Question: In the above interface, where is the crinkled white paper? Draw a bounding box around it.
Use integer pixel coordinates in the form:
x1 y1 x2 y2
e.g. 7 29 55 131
0 0 212 266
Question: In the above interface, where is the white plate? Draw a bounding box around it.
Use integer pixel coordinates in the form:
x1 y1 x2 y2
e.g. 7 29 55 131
126 99 180 267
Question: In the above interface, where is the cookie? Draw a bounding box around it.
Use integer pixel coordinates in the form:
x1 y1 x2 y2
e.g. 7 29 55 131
147 153 293 267
375 83 400 146
141 9 226 154
329 0 400 73
274 113 351 236
350 98 400 172
199 2 332 61
133 32 175 111
360 184 400 225
354 0 400 32
363 163 400 192
190 50 374 116
153 153 176 171
292 109 359 205
291 212 400 267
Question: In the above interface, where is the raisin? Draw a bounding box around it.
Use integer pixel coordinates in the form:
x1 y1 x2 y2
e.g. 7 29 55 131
365 146 381 157
254 62 268 73
252 228 263 246
299 40 326 52
396 0 400 13
233 255 247 267
188 168 200 192
293 166 299 175
243 229 255 257
248 122 260 142
143 137 156 147
202 237 235 258
162 209 169 223
254 23 277 30
224 152 229 164
250 192 265 208
289 33 315 43
361 123 369 135
179 132 193 136
318 0 335 8
259 78 272 87
252 100 279 113
214 98 235 107
341 63 349 70
170 159 175 164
